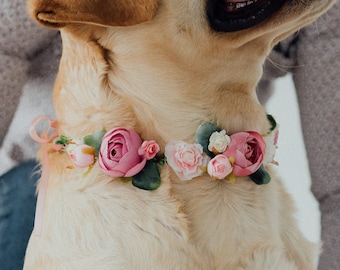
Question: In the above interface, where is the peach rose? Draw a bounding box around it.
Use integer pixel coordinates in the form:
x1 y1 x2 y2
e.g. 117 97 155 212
165 141 207 181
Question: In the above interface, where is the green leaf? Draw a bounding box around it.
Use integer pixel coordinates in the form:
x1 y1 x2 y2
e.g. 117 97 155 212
195 122 221 158
249 165 271 185
83 130 106 156
132 160 161 190
55 135 71 146
267 114 277 133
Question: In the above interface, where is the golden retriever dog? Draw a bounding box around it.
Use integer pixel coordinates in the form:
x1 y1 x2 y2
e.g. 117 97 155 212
24 0 334 269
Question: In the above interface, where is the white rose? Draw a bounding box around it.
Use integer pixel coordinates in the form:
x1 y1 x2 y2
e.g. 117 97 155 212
208 130 231 154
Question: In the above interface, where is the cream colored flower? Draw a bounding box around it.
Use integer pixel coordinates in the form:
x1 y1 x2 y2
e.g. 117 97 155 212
208 130 231 154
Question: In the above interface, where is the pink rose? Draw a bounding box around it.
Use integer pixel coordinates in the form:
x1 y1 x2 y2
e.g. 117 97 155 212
165 141 207 181
98 128 146 177
138 140 160 160
223 131 266 176
207 154 233 180
69 145 95 168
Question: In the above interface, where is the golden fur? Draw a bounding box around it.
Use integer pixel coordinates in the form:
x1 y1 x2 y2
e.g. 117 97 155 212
24 0 334 269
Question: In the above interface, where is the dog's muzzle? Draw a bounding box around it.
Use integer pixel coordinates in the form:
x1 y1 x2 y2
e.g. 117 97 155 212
207 0 287 32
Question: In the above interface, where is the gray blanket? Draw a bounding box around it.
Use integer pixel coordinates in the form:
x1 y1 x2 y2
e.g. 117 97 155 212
0 1 60 174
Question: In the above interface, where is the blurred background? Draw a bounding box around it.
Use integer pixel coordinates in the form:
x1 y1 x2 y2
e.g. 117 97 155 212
267 74 320 244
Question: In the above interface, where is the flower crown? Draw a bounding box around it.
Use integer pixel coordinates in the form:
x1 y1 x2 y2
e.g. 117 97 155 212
52 115 278 190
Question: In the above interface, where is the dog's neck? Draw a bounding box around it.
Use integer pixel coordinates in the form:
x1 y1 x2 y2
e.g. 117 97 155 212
54 26 270 150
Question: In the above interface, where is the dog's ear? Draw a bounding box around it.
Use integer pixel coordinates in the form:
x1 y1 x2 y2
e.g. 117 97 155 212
27 0 159 28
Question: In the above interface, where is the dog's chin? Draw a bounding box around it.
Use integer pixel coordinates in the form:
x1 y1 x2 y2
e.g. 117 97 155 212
207 0 287 32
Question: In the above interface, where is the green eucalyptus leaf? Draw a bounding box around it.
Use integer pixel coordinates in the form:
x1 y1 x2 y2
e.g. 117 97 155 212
267 114 277 133
84 130 106 156
249 165 271 185
195 122 221 158
132 160 161 190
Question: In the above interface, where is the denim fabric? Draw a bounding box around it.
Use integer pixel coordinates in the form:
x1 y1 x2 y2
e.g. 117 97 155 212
0 160 39 270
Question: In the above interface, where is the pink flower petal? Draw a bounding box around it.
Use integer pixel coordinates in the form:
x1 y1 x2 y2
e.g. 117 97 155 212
165 141 205 181
98 128 146 177
224 131 266 177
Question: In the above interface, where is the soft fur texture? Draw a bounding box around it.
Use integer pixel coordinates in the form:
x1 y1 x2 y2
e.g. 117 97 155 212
24 0 334 269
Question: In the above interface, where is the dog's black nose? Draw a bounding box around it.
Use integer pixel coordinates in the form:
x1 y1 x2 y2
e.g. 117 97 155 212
207 0 287 32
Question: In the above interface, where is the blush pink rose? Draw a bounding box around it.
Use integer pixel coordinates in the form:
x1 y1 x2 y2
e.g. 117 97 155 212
223 131 266 176
207 154 233 180
138 140 160 160
69 145 95 168
165 141 207 181
98 128 146 177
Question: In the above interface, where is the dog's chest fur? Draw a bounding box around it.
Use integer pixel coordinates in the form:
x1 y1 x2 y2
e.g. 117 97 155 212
34 159 287 269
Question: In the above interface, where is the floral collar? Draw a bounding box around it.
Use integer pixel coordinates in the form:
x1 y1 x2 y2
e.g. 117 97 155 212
50 114 278 190
30 115 278 236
